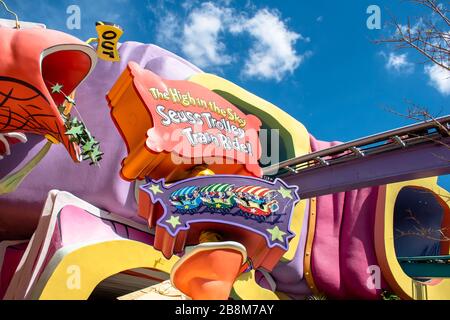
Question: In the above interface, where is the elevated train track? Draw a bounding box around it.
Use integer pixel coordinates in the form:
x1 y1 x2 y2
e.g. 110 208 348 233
264 115 450 199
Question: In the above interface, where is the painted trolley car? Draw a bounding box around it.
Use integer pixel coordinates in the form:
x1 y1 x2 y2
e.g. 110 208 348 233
199 183 236 213
233 185 279 221
169 186 202 214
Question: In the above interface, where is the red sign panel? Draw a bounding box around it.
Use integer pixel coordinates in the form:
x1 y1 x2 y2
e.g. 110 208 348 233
107 62 263 180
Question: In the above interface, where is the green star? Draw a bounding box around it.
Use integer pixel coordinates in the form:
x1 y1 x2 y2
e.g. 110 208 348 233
80 128 94 144
148 184 163 195
267 226 286 242
90 146 103 159
82 138 97 153
65 125 84 136
278 186 293 199
166 215 181 229
68 117 82 128
51 83 63 93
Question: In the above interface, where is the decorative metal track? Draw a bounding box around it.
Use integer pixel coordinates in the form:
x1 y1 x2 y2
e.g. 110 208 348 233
263 115 450 198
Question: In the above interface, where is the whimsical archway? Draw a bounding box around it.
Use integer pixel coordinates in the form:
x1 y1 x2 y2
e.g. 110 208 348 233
375 177 450 300
33 240 177 300
33 239 282 300
394 187 448 261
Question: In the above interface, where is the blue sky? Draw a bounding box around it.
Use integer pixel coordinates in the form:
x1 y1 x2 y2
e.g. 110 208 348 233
2 0 449 188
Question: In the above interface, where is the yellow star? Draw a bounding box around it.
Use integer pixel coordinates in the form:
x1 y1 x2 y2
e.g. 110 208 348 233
184 205 189 209
278 186 293 199
267 226 286 242
166 216 181 229
216 203 222 208
149 184 163 195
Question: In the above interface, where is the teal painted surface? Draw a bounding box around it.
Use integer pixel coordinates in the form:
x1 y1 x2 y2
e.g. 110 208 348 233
398 255 450 278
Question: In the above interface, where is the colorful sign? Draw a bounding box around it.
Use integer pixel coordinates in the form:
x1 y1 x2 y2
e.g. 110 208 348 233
139 174 299 271
94 21 123 62
107 62 263 181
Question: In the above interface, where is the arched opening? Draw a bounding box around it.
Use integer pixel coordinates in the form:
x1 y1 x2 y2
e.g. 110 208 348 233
41 46 94 106
393 186 450 280
88 268 169 300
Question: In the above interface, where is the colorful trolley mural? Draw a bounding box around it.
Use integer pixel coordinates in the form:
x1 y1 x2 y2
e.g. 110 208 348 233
169 183 280 223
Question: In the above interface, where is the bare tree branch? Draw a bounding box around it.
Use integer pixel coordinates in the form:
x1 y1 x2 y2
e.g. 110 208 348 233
376 1 450 244
375 0 450 71
395 209 450 242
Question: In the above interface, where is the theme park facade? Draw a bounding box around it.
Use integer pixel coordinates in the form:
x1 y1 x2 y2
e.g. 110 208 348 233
0 22 449 300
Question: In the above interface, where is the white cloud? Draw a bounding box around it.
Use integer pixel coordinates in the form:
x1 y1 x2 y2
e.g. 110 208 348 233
384 52 414 73
181 3 233 68
153 2 307 81
156 12 180 49
425 64 450 95
231 9 307 81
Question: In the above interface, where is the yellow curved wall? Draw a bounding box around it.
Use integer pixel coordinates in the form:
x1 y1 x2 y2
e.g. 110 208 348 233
36 240 177 300
35 239 282 300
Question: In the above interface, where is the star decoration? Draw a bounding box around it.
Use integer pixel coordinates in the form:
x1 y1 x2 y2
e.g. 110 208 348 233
58 96 103 165
148 184 163 195
166 215 181 229
82 138 98 153
68 117 81 127
87 146 103 163
216 203 222 208
278 186 293 199
65 124 84 137
267 226 286 242
184 205 189 209
51 83 63 93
